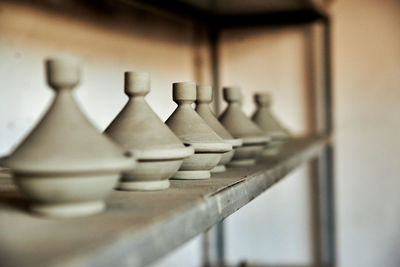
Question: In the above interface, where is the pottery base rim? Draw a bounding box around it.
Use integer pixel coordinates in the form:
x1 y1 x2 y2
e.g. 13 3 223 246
171 170 210 180
262 147 281 157
117 180 170 191
30 200 105 218
211 165 226 173
227 159 256 167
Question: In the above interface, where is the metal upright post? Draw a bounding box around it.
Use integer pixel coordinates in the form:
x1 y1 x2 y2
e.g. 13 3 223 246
202 25 225 267
210 27 221 114
312 17 336 267
320 18 336 267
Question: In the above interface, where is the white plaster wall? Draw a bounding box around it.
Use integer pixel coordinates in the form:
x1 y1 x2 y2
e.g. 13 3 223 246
150 236 203 267
225 166 313 265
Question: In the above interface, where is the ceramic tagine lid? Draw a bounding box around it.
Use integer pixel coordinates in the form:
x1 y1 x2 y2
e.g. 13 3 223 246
195 85 243 148
165 82 232 153
104 71 193 160
252 93 290 140
219 86 271 146
1 57 135 174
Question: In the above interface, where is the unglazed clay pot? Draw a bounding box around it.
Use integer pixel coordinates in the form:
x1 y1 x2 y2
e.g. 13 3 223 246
195 85 242 173
252 93 291 156
0 57 135 218
219 86 270 166
104 71 194 191
165 82 232 179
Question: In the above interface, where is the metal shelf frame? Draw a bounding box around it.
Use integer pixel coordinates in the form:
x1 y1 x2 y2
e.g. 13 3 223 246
0 1 335 266
203 6 335 267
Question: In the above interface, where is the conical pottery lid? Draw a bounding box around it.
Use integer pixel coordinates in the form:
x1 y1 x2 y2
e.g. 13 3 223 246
104 71 193 160
195 85 242 148
165 82 232 153
252 93 290 140
219 86 270 145
1 57 135 174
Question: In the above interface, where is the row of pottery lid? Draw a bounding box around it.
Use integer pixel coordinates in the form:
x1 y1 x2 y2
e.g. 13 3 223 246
0 57 290 218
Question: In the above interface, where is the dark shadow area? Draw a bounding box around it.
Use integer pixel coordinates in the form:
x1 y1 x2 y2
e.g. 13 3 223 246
0 178 28 212
1 0 200 45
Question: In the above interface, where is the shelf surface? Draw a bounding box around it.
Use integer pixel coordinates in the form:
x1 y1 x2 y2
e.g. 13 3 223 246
0 135 330 267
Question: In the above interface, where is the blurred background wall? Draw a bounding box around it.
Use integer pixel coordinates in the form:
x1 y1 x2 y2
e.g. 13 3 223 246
1 0 400 266
333 0 400 266
218 0 400 266
219 25 315 265
0 2 212 153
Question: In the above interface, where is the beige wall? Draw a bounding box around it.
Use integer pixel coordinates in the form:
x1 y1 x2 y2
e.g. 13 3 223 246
219 25 312 134
333 0 400 266
219 25 315 265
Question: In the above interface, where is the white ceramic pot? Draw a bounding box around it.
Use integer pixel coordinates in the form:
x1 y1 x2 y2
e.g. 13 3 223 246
219 86 270 166
251 93 291 156
166 82 232 179
119 145 193 190
105 71 193 190
1 57 135 218
195 85 243 173
14 173 119 217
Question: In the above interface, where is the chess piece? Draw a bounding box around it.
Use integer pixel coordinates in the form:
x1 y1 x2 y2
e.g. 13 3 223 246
104 71 194 190
252 93 290 156
0 57 135 217
166 82 232 179
219 86 270 166
195 85 242 172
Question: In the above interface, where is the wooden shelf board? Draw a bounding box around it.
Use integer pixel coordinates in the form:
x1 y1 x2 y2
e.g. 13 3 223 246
0 135 330 267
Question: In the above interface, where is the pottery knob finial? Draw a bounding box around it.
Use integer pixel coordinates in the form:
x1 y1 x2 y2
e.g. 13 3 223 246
46 56 81 90
125 71 150 97
196 85 213 103
223 86 241 103
173 81 196 103
254 93 271 106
